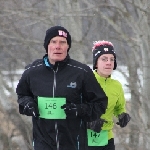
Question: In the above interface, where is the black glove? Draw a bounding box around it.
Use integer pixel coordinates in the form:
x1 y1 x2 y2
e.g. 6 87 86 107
23 102 39 119
116 113 131 128
87 118 107 133
61 103 82 118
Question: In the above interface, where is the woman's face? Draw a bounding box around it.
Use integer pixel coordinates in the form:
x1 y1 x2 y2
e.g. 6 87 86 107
96 54 115 77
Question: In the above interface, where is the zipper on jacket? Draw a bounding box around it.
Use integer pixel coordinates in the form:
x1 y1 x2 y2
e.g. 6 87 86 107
77 119 83 150
76 93 83 150
52 65 60 150
53 70 57 97
104 78 108 91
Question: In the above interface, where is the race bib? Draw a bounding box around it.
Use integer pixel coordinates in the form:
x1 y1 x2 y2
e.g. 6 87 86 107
38 97 66 119
87 129 108 146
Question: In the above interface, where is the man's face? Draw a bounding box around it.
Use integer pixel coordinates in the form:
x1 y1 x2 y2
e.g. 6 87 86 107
47 36 69 64
96 54 115 77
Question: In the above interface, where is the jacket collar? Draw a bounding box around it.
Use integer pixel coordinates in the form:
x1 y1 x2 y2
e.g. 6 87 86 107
94 70 112 83
43 54 70 68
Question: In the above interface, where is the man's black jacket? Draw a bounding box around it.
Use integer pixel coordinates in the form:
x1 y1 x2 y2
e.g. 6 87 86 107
16 54 108 150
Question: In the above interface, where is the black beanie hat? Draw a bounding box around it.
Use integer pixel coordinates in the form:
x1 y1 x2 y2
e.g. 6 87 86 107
92 40 117 70
43 26 71 53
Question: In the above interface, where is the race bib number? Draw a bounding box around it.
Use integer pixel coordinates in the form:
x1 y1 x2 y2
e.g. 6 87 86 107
87 129 108 146
38 97 66 119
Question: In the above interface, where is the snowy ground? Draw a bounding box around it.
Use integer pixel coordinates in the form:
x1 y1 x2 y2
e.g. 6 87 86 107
2 65 131 101
112 69 130 101
88 65 130 101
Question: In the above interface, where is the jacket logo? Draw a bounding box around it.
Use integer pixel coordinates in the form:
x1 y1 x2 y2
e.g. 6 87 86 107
67 82 77 88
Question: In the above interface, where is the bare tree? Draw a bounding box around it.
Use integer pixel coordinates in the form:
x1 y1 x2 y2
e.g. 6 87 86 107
0 0 150 150
88 0 150 149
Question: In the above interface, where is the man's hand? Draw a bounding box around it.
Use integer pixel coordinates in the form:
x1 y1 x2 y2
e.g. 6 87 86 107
116 113 131 128
61 103 82 118
23 102 39 119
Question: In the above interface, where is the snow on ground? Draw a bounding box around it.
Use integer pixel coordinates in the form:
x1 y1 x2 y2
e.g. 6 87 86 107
2 65 131 101
88 65 130 101
112 69 130 101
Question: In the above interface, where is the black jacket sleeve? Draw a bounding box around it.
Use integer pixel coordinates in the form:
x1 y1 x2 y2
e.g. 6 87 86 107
16 69 35 114
79 66 108 122
16 59 42 113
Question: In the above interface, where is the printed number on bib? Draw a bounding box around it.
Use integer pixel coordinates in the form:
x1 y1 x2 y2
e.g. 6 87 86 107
87 129 108 146
38 97 66 119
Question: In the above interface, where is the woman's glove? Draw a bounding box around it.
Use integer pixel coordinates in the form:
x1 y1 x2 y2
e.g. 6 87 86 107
23 102 39 119
87 118 107 133
116 113 131 128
